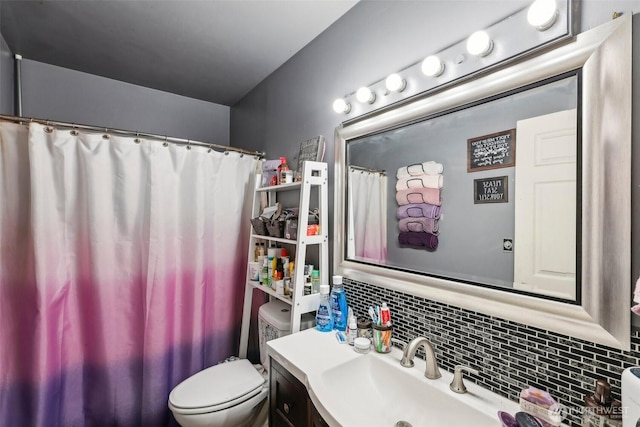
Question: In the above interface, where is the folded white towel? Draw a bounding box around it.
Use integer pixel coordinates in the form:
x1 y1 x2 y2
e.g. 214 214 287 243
396 174 443 191
397 161 443 178
632 276 640 316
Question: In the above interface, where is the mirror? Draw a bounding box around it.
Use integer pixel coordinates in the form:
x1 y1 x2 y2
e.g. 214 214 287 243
334 16 631 349
347 74 578 300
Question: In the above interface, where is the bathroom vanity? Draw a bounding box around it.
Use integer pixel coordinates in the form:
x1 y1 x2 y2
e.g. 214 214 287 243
269 358 328 427
267 328 520 426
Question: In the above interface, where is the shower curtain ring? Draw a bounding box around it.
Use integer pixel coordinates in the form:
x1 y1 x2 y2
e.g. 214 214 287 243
134 132 141 144
186 140 191 150
208 144 213 153
163 136 169 147
70 124 79 136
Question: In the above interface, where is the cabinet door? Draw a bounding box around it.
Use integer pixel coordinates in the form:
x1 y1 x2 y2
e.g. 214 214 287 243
270 360 309 427
310 403 330 427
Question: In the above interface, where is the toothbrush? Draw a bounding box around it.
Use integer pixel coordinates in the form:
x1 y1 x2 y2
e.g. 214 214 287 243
368 306 378 324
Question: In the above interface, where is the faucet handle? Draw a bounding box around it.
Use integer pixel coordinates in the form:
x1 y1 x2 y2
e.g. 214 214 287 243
449 365 479 394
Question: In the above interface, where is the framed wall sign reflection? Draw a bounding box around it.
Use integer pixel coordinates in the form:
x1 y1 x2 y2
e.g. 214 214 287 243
467 129 516 172
474 176 508 204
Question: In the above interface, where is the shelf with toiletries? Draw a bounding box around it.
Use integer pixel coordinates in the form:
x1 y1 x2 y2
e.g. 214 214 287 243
239 161 329 359
245 279 321 312
249 234 325 246
256 181 302 192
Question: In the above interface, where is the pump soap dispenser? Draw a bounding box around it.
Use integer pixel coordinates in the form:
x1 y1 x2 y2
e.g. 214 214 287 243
582 379 622 426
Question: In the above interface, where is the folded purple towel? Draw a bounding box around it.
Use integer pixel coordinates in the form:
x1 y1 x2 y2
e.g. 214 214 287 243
395 174 443 191
398 217 439 234
396 188 441 206
398 231 438 250
397 203 441 220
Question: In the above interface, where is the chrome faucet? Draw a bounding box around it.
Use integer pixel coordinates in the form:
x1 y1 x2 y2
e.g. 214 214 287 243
400 337 441 379
449 365 479 394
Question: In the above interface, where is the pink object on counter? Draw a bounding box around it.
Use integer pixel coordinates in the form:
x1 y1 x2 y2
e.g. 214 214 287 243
632 276 640 316
497 411 518 427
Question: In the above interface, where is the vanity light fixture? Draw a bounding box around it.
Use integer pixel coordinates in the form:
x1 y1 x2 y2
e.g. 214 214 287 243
466 30 494 57
356 87 376 104
332 98 351 114
421 55 445 77
527 0 558 31
385 73 407 92
330 1 571 117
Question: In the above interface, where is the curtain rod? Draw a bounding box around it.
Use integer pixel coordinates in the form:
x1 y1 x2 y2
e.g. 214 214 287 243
0 114 265 158
349 165 386 175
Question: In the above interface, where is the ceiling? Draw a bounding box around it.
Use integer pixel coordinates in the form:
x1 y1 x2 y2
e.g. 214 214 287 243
0 0 358 106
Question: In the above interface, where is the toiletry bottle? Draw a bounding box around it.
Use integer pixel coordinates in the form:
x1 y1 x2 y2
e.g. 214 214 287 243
277 157 290 185
267 248 276 285
380 302 391 326
347 313 357 345
261 258 270 287
253 242 260 262
315 284 334 332
330 275 348 331
583 379 623 426
311 270 320 294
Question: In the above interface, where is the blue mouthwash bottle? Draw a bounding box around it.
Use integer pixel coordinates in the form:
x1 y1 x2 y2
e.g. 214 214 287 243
315 284 334 332
330 275 348 331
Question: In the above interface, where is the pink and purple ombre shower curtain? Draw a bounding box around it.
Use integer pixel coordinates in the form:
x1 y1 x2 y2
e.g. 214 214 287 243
0 120 258 426
347 167 387 263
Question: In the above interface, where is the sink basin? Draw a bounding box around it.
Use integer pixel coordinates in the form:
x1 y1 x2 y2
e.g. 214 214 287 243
267 329 520 427
313 351 515 427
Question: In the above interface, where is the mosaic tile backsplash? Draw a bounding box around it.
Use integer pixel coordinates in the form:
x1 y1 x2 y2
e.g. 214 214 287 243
345 278 640 427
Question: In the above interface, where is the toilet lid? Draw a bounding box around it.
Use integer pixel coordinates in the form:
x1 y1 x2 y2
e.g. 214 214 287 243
169 359 265 410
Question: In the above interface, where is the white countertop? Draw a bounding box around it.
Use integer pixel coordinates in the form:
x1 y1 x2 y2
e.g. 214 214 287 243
267 328 523 427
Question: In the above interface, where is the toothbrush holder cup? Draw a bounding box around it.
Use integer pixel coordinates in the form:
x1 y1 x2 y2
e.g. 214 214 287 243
372 324 392 353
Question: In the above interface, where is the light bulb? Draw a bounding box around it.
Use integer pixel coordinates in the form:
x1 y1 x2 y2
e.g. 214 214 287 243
421 55 445 77
356 87 376 104
385 73 406 92
527 0 558 31
466 30 493 57
332 98 351 114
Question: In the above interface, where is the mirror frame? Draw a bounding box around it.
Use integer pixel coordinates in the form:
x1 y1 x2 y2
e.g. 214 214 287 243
333 16 631 350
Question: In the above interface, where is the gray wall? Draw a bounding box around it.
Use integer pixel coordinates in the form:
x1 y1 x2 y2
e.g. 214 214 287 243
19 59 230 145
0 33 13 115
231 0 640 328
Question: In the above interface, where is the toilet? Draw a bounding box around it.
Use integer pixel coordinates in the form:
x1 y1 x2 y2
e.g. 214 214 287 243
168 300 313 427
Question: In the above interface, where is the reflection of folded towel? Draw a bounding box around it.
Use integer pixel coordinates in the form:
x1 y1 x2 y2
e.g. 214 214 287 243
632 277 640 316
397 203 441 219
396 188 441 206
398 217 439 234
396 174 443 191
397 161 443 178
398 231 438 250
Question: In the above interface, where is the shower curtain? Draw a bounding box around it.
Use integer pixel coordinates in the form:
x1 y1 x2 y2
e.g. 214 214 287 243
0 121 258 426
347 168 387 263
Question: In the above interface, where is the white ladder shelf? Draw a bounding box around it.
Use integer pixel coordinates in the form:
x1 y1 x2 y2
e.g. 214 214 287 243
238 161 328 358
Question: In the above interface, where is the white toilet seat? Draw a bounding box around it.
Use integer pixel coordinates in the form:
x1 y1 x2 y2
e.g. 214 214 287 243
169 359 266 416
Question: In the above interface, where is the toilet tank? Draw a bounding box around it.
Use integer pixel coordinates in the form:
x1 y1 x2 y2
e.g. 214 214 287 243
258 300 314 368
